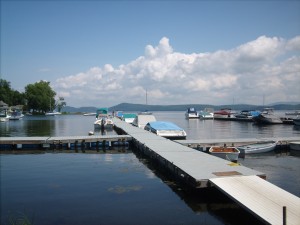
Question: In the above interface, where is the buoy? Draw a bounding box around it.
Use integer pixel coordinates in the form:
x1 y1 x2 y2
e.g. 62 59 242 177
88 131 94 136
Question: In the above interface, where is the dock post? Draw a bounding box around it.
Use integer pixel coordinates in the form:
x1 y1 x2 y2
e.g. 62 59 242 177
283 206 286 225
75 140 78 151
102 140 106 152
96 141 100 151
81 140 86 151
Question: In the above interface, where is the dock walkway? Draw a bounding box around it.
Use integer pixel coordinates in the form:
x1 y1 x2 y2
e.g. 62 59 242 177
113 118 300 225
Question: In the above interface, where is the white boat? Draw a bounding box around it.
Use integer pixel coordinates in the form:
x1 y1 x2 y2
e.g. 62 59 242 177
285 110 300 116
9 110 24 120
199 108 214 119
122 113 136 123
83 112 96 116
132 112 156 129
144 121 187 140
209 146 240 162
45 111 61 116
237 141 277 154
0 109 10 122
185 107 199 119
94 116 114 129
94 108 114 129
252 108 283 124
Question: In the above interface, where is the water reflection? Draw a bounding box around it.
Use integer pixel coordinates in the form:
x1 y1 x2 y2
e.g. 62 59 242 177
134 152 265 225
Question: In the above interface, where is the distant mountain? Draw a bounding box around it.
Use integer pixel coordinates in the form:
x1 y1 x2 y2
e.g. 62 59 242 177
63 102 300 113
63 106 97 113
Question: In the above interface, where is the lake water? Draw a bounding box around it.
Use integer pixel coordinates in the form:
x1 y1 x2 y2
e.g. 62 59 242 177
1 111 300 225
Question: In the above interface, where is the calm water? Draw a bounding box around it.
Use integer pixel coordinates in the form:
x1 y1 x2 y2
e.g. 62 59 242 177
1 111 300 225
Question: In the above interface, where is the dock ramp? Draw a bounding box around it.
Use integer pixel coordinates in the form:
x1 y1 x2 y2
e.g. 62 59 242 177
210 175 300 225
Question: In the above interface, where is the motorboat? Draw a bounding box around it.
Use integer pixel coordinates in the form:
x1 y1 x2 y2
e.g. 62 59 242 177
122 113 136 123
213 108 232 118
144 121 187 140
132 112 156 129
94 116 114 130
285 110 300 116
234 110 260 119
289 142 300 156
199 108 214 119
237 141 277 154
45 111 62 116
209 146 240 162
0 109 10 122
293 118 300 126
83 112 96 116
185 107 199 119
252 108 283 124
94 108 114 129
9 110 24 120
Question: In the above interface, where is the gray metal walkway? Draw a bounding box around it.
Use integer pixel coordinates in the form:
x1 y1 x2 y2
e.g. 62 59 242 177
113 118 266 187
210 176 300 225
113 118 300 224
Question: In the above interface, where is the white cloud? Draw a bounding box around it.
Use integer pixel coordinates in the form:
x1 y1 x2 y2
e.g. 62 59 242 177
53 35 300 107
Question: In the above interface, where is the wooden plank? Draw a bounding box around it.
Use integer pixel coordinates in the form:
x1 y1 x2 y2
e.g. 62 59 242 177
210 176 300 225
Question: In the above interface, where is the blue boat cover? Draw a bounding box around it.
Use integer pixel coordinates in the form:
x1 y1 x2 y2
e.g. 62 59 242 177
147 121 183 130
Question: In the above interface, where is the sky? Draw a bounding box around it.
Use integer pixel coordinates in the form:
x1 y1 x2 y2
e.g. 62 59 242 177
1 0 300 107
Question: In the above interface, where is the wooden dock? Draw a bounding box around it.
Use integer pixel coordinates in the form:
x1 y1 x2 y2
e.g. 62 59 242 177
112 118 300 225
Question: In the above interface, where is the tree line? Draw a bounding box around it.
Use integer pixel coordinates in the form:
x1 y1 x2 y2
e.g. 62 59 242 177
0 79 66 113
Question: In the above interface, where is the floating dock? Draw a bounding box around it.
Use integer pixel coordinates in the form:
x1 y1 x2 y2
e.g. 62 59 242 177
0 135 131 150
176 137 300 149
112 118 300 225
1 118 300 224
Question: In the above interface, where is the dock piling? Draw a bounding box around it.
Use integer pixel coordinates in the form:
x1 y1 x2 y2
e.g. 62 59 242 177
283 206 286 225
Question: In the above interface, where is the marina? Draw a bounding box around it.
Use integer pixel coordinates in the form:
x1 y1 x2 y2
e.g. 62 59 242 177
1 112 300 225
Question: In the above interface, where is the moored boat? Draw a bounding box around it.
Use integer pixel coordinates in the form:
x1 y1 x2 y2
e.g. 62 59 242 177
0 109 10 122
144 121 187 140
9 110 24 120
252 108 282 124
199 108 214 119
293 118 300 126
185 107 199 119
285 110 300 116
122 113 137 123
45 111 62 116
213 108 232 119
132 112 156 129
289 142 300 156
94 108 114 129
237 141 277 154
209 146 240 162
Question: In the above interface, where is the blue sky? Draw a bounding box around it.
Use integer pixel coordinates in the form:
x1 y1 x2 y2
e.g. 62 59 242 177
1 0 300 107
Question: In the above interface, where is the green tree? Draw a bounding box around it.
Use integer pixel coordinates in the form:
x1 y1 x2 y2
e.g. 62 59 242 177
25 80 56 113
0 79 25 106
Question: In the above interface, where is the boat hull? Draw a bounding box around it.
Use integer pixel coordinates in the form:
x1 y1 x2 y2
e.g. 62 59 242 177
185 113 199 119
293 119 300 126
237 141 277 154
290 142 300 156
209 146 240 162
252 114 283 124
